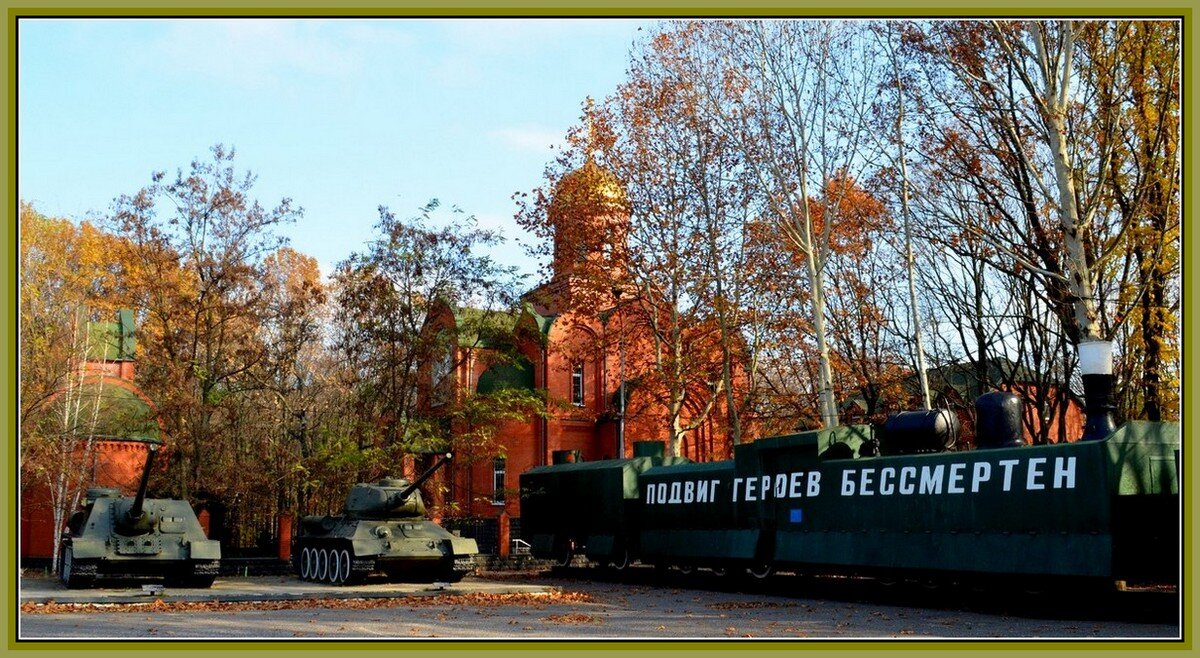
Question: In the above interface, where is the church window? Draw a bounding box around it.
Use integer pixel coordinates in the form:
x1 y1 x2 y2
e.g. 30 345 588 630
492 458 506 504
571 363 585 406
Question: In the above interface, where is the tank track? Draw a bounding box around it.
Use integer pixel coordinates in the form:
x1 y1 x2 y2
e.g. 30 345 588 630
59 545 98 589
165 560 220 588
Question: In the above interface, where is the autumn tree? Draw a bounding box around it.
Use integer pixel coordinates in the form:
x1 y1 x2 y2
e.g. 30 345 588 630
903 19 1179 428
107 144 300 500
20 204 125 426
655 20 894 429
815 176 914 423
233 247 329 531
868 21 934 410
1084 21 1180 421
327 200 537 503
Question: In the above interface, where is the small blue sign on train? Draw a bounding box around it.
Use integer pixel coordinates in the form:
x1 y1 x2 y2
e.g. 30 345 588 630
789 508 803 524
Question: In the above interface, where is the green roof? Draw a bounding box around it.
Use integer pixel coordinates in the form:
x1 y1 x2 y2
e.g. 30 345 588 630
85 309 137 362
453 307 517 349
522 302 556 336
66 381 161 443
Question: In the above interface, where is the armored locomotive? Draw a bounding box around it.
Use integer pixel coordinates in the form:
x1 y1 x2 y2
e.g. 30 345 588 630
292 453 479 585
58 444 222 588
520 392 1180 589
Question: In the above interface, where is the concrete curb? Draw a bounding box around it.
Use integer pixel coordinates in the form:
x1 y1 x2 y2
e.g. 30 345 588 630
20 576 559 605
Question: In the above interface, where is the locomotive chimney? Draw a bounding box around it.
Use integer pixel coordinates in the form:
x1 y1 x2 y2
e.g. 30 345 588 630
1079 340 1117 441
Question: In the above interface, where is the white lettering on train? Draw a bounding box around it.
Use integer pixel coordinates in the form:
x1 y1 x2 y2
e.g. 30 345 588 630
644 456 1078 505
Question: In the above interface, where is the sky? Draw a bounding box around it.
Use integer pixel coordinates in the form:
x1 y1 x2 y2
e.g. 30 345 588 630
17 18 652 281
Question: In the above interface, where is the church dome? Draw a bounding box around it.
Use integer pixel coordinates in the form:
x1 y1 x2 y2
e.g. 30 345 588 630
549 159 628 218
548 158 630 283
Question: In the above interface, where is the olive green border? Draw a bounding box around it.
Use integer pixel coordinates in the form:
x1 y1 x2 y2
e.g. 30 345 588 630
3 2 1192 655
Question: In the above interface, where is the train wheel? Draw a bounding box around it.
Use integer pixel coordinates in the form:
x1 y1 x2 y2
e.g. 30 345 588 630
746 563 774 580
610 548 630 571
676 565 694 576
555 550 573 569
711 566 728 577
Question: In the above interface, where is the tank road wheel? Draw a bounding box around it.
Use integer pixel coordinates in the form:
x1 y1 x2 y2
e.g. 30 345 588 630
317 549 330 583
59 546 94 589
342 550 356 584
343 552 368 586
327 548 343 584
746 563 774 580
299 547 312 580
330 546 354 585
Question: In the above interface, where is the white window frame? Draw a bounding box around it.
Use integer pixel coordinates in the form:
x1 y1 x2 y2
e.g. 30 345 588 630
571 363 585 406
492 457 506 505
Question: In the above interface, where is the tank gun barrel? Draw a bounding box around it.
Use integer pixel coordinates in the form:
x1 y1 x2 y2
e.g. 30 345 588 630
128 444 159 521
394 453 453 504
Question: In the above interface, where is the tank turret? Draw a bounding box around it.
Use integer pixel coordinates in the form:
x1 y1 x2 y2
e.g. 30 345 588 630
343 453 453 519
57 443 221 589
293 453 479 585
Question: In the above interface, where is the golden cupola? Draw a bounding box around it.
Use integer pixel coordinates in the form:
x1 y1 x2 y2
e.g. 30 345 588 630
548 98 630 282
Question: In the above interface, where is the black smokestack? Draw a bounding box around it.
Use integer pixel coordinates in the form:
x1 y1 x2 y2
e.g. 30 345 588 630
1079 341 1117 441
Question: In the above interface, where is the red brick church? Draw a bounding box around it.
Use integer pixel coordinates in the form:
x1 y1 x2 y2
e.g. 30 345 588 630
423 157 744 521
20 310 164 563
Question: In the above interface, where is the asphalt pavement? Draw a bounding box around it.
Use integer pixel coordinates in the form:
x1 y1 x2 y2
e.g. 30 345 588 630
16 569 1182 641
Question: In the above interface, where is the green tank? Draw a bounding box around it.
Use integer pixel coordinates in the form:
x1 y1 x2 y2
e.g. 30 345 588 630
292 453 479 585
58 444 222 589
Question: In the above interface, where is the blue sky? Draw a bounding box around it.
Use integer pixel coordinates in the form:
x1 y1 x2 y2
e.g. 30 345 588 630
18 18 651 280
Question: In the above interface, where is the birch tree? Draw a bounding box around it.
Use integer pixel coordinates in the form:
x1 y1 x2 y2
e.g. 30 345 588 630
668 20 888 429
